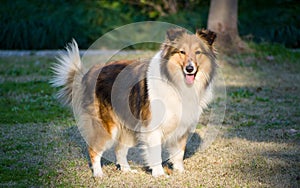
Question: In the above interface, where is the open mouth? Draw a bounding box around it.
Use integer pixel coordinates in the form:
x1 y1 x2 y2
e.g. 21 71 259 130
184 64 197 85
185 73 196 85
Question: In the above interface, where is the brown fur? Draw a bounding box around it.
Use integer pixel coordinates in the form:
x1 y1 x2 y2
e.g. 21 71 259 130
83 29 217 176
161 29 217 88
88 147 99 164
94 60 151 130
52 28 217 177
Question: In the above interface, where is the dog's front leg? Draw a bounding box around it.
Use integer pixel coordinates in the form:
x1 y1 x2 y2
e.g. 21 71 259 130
168 133 189 173
142 130 166 177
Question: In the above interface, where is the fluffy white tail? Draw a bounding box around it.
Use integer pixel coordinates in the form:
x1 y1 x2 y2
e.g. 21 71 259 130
50 39 83 106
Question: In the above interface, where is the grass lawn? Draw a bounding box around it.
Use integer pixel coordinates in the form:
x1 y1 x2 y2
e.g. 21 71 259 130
0 43 299 187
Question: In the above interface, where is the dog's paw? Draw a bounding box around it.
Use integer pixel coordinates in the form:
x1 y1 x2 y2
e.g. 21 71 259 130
116 164 137 173
93 172 104 178
93 167 104 178
152 166 167 177
173 163 185 173
126 169 138 173
122 167 138 173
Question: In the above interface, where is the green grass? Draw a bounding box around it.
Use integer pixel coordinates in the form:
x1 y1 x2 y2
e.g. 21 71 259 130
0 56 74 186
0 43 299 187
251 42 300 63
0 81 71 124
229 88 254 99
0 56 72 124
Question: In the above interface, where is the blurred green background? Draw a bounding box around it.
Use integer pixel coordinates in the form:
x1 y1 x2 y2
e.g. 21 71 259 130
0 0 299 50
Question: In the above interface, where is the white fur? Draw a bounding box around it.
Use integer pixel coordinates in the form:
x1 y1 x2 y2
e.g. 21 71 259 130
115 145 137 173
92 153 104 177
183 60 197 75
50 39 83 106
144 51 213 176
170 149 185 172
52 41 214 178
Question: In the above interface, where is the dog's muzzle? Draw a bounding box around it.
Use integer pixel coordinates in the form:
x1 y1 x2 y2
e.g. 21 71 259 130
185 65 194 73
184 62 197 85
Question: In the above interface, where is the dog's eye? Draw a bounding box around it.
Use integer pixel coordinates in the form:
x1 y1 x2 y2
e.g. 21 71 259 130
179 50 186 55
195 51 202 55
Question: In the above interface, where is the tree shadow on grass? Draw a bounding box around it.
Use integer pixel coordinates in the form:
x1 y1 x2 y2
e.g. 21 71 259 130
223 84 300 187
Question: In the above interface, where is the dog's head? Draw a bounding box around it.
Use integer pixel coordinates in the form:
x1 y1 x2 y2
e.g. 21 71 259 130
161 28 217 87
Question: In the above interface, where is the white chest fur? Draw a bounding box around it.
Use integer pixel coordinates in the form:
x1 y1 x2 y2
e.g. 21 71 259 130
146 52 212 142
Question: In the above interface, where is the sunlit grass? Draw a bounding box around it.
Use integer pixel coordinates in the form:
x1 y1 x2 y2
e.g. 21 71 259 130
0 47 299 187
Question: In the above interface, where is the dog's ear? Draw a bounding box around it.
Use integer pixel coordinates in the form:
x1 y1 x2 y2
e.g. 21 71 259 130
166 28 186 41
196 29 217 45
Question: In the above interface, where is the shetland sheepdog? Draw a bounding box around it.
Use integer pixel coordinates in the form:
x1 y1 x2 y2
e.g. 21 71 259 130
51 28 217 177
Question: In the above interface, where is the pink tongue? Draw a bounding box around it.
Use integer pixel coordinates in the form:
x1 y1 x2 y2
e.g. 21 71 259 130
185 74 195 84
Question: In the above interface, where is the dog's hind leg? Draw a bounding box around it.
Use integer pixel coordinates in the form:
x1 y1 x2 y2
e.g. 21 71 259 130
115 144 137 173
88 147 104 177
115 130 137 173
84 118 117 178
88 135 116 177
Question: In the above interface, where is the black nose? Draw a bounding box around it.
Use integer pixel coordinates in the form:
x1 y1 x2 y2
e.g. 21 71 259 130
185 65 194 73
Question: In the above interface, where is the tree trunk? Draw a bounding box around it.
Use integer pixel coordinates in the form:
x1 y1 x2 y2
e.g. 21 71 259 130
162 0 178 14
207 0 249 54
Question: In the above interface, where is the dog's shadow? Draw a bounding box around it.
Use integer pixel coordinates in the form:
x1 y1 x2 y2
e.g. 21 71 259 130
184 132 202 159
65 126 202 169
